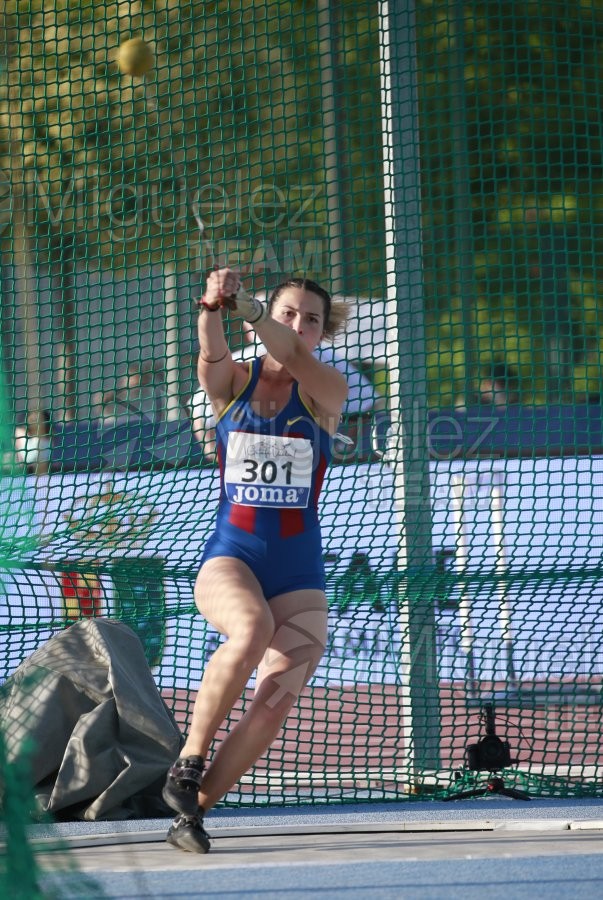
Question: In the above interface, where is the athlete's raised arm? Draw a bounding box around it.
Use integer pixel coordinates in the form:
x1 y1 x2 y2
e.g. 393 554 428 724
195 268 242 412
230 275 349 431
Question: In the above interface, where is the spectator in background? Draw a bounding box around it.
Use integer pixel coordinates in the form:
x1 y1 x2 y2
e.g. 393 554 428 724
478 361 520 408
455 361 521 412
14 409 52 475
189 321 379 461
94 361 172 427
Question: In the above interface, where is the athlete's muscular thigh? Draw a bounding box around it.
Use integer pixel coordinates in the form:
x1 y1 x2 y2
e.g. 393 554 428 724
256 589 328 689
194 556 272 638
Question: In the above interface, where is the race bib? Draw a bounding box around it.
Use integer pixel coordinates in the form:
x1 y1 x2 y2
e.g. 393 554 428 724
224 432 313 508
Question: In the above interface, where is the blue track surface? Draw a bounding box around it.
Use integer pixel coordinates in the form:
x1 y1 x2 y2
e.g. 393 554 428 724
29 799 603 899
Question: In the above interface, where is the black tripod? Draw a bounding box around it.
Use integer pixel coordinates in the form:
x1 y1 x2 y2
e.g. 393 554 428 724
444 703 531 801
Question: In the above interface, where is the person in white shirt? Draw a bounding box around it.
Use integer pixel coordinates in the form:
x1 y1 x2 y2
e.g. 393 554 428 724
189 321 378 460
14 409 52 474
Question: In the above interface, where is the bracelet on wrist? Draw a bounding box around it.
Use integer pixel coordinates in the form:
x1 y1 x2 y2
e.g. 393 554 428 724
196 295 221 311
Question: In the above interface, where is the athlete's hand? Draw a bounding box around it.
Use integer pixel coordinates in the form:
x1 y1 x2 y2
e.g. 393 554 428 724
204 268 241 310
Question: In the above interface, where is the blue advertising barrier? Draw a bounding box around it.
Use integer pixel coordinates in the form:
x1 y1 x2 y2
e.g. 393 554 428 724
50 418 205 472
427 404 603 457
47 405 603 474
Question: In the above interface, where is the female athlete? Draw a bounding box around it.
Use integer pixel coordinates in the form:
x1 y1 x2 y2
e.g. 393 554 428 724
162 267 348 852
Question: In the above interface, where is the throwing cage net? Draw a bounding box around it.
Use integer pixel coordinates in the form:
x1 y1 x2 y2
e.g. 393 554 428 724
2 4 603 882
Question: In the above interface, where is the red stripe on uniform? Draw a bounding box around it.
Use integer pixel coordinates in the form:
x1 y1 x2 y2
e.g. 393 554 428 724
279 428 311 537
313 453 327 504
229 503 257 533
280 508 305 538
217 443 257 532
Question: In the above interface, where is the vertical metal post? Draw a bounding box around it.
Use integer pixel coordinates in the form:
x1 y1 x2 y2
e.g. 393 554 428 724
163 264 182 421
450 0 477 404
1 13 44 448
317 0 346 295
378 0 441 773
54 239 77 423
490 471 517 687
450 475 478 697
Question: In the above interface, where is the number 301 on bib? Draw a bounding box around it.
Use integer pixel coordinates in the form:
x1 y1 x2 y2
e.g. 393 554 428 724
224 433 314 508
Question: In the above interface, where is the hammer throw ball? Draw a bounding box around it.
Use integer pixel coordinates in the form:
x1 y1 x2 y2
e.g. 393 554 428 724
117 38 155 77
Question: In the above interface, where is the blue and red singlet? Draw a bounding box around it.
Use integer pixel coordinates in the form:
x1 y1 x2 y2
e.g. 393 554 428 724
200 357 334 599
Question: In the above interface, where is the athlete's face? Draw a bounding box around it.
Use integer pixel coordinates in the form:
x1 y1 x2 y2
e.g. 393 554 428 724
270 287 325 349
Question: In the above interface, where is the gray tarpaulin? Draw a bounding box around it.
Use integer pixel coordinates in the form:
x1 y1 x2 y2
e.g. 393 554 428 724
0 617 183 820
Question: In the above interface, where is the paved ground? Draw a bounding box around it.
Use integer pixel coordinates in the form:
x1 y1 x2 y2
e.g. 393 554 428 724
25 798 603 899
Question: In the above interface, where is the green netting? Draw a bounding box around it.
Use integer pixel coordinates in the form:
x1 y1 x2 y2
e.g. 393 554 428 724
2 0 603 875
0 703 106 899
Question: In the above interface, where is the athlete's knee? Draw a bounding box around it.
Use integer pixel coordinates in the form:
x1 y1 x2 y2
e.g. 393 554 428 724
249 676 298 726
257 640 325 706
252 660 315 722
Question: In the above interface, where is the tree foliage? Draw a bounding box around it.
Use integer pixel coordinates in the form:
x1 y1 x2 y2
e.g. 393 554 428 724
0 1 316 273
417 0 603 403
2 1 603 407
